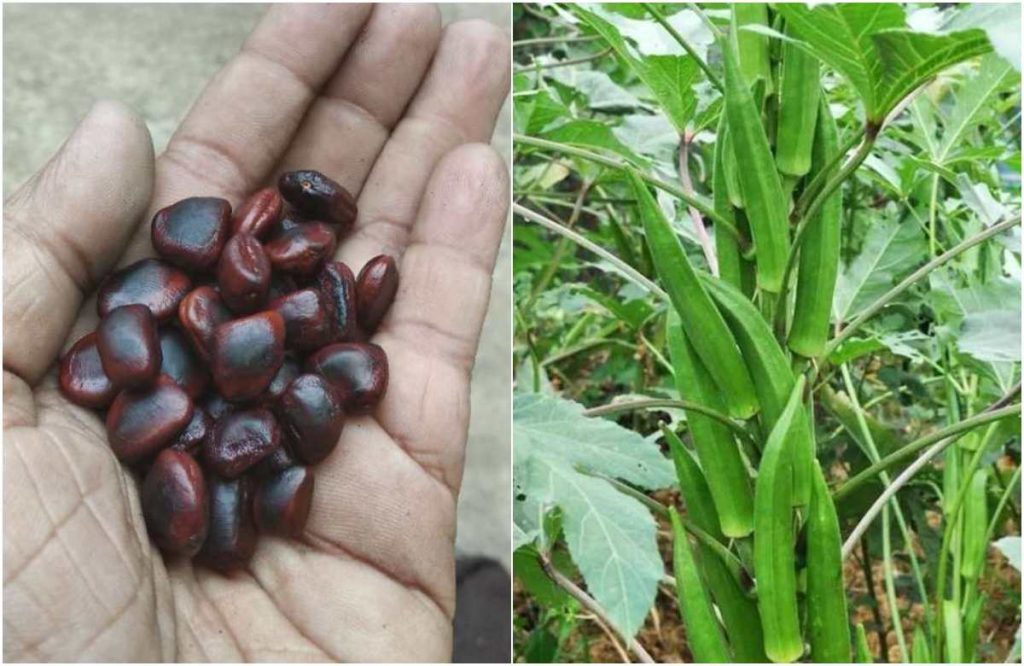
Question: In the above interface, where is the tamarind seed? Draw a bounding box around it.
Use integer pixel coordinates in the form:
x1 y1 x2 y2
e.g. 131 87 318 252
97 258 192 322
263 356 302 405
217 233 271 314
151 197 231 271
264 222 337 277
305 342 388 413
254 466 315 537
355 255 399 334
58 332 118 409
203 408 281 478
277 374 344 465
141 449 209 556
178 285 232 361
317 261 359 342
210 311 285 402
170 406 213 455
106 376 193 465
97 304 162 389
278 170 357 229
196 475 256 572
270 288 334 351
231 187 282 239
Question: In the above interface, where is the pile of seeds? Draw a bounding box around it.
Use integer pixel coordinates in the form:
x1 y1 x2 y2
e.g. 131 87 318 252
58 170 398 572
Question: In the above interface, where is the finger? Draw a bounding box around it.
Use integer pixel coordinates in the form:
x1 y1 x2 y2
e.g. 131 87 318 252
336 19 510 270
117 4 375 264
2 101 154 385
272 3 443 192
375 143 509 491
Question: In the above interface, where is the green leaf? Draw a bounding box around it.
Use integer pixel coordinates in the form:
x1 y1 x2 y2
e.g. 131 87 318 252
936 54 1016 161
944 3 1021 72
546 67 645 110
833 217 928 323
513 392 675 490
521 454 664 638
541 119 642 162
960 310 1022 363
777 4 992 122
572 5 699 132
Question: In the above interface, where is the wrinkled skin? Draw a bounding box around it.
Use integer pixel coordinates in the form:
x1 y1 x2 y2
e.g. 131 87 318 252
2 4 509 661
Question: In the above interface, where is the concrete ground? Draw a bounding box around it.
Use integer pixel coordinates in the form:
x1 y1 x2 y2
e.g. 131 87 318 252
3 4 511 569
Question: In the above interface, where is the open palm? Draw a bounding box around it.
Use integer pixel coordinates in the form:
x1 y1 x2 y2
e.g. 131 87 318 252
3 5 509 661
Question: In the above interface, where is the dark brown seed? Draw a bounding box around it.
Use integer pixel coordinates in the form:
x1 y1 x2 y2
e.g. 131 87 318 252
231 187 282 239
211 311 285 402
264 222 337 277
58 332 118 409
278 170 357 229
106 376 193 465
170 406 213 455
318 261 358 342
217 233 271 314
254 466 315 537
141 449 209 556
269 288 334 351
305 343 389 413
178 285 232 361
151 197 231 271
263 356 302 405
356 255 399 333
97 304 162 389
196 475 256 572
158 328 208 398
97 258 192 321
277 374 344 464
203 408 281 478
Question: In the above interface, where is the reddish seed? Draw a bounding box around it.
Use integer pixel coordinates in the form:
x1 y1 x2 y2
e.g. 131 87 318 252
203 408 281 478
58 332 118 409
254 466 315 537
278 170 357 229
210 311 285 402
254 443 297 476
277 374 344 465
270 288 334 351
106 376 193 465
159 328 208 398
142 449 209 556
356 255 399 334
97 304 162 390
170 406 213 455
178 286 232 362
264 222 337 277
196 475 256 572
97 258 192 322
317 261 359 342
217 233 271 314
305 342 389 413
231 187 282 239
151 197 231 271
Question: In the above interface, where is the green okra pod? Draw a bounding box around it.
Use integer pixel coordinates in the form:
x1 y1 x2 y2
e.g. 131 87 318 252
806 462 852 662
775 26 820 177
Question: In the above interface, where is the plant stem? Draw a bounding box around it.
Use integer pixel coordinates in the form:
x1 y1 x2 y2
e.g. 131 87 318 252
834 403 1021 501
584 398 757 446
794 128 865 216
514 34 601 48
514 133 744 243
538 551 656 663
515 47 613 73
528 178 594 309
641 3 722 91
677 137 719 274
822 217 1021 359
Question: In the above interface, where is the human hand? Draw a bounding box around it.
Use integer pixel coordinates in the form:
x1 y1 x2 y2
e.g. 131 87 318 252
3 4 509 661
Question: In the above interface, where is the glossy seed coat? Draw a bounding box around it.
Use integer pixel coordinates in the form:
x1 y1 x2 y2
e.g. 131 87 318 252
210 311 285 402
59 332 118 409
278 170 357 228
355 255 399 333
97 304 162 389
158 328 208 398
204 408 281 478
231 187 282 238
178 285 233 361
318 261 359 342
197 475 256 572
254 466 315 537
305 342 388 413
264 222 337 277
151 197 231 271
277 374 344 464
217 233 271 314
97 258 192 321
106 376 193 465
142 449 209 555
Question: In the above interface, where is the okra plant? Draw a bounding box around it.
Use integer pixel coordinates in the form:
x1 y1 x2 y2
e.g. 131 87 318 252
513 3 1021 663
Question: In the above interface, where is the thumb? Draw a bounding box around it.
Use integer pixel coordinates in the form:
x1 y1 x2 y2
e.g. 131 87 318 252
3 100 155 385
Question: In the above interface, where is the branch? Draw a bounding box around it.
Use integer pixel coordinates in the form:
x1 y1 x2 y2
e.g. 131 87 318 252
584 398 757 446
538 551 656 663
